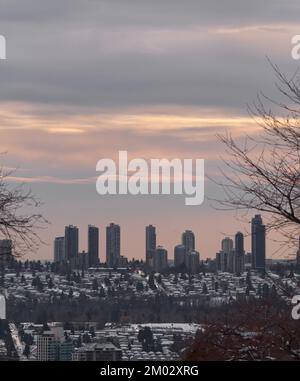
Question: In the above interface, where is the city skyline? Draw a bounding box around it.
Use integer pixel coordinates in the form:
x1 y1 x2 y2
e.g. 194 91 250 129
51 214 268 269
1 0 298 261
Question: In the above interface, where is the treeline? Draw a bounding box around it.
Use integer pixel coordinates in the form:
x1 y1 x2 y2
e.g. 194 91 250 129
7 294 210 324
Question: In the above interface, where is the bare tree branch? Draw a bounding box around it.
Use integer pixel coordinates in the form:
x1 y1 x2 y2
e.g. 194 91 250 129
214 62 300 250
0 164 48 259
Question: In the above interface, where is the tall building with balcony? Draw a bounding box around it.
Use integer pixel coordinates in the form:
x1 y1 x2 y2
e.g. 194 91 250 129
37 326 73 361
37 332 59 361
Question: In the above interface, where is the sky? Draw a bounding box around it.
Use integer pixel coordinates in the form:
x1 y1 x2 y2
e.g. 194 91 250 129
0 0 299 261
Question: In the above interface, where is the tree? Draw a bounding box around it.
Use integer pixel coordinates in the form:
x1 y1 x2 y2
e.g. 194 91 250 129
0 165 47 258
217 62 300 249
184 298 300 361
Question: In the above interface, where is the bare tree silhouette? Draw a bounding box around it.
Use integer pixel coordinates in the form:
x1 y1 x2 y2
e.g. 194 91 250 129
184 298 300 361
0 164 47 259
217 61 300 249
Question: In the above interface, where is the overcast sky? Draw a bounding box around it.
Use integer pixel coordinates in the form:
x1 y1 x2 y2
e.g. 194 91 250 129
0 0 299 260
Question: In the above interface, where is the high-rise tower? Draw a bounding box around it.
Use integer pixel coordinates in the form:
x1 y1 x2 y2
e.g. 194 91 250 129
64 225 79 267
88 225 99 267
106 223 120 267
145 225 156 266
251 215 266 270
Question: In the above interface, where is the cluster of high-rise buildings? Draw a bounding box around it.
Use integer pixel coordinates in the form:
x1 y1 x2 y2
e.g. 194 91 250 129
53 223 201 273
52 215 269 273
145 225 168 272
174 230 200 274
54 223 128 269
216 233 245 274
145 226 200 273
54 225 99 269
216 215 266 274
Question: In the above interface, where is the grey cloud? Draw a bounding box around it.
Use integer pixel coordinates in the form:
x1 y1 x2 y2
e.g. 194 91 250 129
0 0 298 111
1 0 300 27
